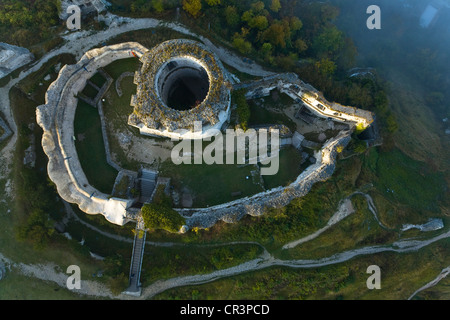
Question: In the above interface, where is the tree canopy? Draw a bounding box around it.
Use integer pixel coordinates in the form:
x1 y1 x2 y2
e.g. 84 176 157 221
0 0 60 47
141 186 186 233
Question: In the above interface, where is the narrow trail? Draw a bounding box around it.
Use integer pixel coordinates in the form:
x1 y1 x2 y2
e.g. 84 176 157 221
138 229 450 299
408 266 450 300
282 191 390 250
45 198 450 300
282 195 355 250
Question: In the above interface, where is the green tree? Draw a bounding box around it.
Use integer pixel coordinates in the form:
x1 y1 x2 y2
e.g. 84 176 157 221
151 0 165 13
320 4 340 23
142 203 185 233
16 209 54 250
241 10 254 23
270 0 281 13
289 17 303 32
233 89 251 130
312 25 344 58
251 1 265 13
294 38 308 54
205 0 221 6
261 21 288 48
141 186 185 233
232 34 252 54
225 6 240 28
249 15 268 31
261 42 273 54
315 58 337 76
182 0 202 18
385 112 398 133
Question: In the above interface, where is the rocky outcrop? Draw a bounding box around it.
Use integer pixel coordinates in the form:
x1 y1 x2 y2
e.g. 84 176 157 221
0 42 34 78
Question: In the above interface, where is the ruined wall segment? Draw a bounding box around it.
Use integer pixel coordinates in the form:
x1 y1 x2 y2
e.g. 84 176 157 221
37 42 148 225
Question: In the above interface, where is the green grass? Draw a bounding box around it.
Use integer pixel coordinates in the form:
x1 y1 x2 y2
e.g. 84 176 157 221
102 61 141 171
160 159 264 208
154 239 450 300
372 148 446 212
103 58 140 80
5 80 108 278
0 270 92 300
141 243 262 284
81 83 99 100
413 276 450 300
105 27 200 55
18 54 76 95
263 147 307 190
89 72 107 88
280 194 397 260
248 99 297 133
74 100 118 194
64 219 132 260
356 147 449 229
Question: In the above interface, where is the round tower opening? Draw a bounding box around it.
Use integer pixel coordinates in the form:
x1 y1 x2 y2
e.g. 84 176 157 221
157 58 210 111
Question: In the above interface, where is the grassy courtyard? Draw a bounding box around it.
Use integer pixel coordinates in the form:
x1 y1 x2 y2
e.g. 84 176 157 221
73 100 118 194
160 160 264 208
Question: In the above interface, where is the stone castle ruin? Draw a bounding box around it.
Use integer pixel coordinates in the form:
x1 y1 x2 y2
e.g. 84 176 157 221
36 40 374 229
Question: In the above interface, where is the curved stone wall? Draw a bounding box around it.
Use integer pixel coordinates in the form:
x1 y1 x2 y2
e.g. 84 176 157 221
37 42 148 226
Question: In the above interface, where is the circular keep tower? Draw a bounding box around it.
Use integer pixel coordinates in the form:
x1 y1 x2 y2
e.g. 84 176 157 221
128 39 232 140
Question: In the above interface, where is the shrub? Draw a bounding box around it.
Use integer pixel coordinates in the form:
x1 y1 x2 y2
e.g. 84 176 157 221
141 186 185 233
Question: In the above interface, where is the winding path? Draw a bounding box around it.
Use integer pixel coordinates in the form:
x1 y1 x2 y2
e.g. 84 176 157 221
60 196 450 300
408 266 450 300
142 228 450 299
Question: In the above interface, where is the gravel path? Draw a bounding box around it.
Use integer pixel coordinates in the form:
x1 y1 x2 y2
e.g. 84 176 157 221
408 266 450 300
2 195 449 300
282 197 355 249
138 228 450 299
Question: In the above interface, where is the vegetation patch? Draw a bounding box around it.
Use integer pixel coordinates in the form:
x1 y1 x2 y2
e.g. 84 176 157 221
81 83 100 100
142 243 262 283
142 185 186 233
74 100 118 194
262 147 306 190
281 194 397 260
248 96 297 133
89 72 108 88
366 148 446 213
160 159 264 208
154 240 450 300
